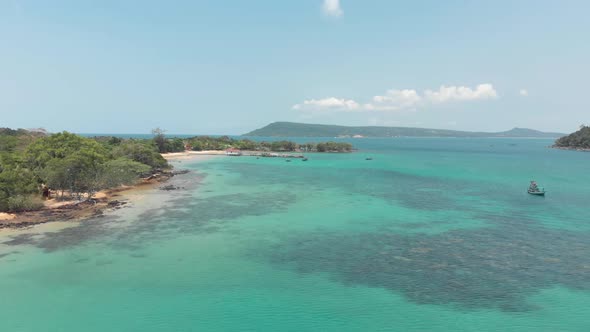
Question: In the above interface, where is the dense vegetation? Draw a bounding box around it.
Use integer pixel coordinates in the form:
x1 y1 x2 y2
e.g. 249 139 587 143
0 128 169 213
554 125 590 149
244 122 564 138
184 136 353 152
1 128 354 213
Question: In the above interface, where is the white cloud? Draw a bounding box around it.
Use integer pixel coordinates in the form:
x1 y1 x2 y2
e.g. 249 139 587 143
293 83 498 113
519 89 529 96
293 97 359 111
424 84 498 103
323 0 343 17
365 89 422 111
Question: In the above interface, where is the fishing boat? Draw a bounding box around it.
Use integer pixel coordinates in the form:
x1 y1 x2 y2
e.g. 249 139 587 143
527 181 545 196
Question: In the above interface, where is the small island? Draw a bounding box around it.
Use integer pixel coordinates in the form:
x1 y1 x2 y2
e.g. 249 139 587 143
184 136 353 153
553 125 590 151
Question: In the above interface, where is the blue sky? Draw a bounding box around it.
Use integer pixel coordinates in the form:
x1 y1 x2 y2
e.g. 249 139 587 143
1 0 589 134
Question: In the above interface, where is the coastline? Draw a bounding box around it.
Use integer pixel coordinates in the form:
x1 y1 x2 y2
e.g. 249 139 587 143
0 178 163 231
0 153 215 232
162 150 227 160
552 145 590 152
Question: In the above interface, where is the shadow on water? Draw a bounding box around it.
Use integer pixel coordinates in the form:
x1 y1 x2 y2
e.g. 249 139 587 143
1 171 298 253
265 213 590 312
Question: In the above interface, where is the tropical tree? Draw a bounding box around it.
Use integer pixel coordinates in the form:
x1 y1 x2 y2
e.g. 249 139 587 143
151 128 167 153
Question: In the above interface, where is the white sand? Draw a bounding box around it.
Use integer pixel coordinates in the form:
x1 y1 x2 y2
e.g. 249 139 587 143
161 151 225 161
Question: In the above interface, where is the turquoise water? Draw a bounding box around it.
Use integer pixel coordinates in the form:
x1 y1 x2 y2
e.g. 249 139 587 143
1 138 590 331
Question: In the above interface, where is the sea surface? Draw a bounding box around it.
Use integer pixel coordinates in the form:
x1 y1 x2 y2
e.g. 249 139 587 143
1 138 590 331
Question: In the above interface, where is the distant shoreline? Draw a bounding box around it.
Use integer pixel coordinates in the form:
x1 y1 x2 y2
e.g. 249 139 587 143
244 122 565 138
551 146 590 152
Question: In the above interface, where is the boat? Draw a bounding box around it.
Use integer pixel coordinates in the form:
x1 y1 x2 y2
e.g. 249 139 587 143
527 181 545 196
302 158 308 161
365 157 373 161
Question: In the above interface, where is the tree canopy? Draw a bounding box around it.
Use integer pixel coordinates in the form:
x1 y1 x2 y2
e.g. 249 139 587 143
0 129 170 212
554 126 590 149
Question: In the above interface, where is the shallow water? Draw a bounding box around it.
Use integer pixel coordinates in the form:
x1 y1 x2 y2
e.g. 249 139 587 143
1 138 589 331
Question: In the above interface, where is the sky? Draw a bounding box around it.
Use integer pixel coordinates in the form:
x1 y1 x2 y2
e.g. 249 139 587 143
1 0 589 134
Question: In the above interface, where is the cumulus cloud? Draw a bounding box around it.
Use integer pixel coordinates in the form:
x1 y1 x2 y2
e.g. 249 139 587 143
519 89 529 96
424 84 498 103
293 97 359 111
365 89 422 111
323 0 343 17
293 83 498 113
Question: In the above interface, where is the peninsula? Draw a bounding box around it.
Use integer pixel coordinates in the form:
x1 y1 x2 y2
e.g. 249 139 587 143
0 128 353 228
553 125 590 151
244 122 565 138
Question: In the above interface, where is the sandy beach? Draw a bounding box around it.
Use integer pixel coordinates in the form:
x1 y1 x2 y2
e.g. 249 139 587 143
0 213 16 222
161 151 226 160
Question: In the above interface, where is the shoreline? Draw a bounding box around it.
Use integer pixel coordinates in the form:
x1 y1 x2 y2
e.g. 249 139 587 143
0 154 215 232
162 151 227 160
551 145 590 152
0 178 165 231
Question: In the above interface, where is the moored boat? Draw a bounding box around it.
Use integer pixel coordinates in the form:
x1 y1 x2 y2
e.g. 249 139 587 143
527 180 545 196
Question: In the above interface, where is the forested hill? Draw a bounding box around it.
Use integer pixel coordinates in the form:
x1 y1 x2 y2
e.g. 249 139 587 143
553 126 590 149
244 122 564 138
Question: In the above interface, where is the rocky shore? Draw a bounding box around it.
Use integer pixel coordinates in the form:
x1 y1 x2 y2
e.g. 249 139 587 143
551 145 590 152
0 169 188 230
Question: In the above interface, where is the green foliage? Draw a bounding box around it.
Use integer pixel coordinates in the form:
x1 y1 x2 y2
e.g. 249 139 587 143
234 139 257 150
0 129 171 212
0 135 18 153
0 192 8 212
149 128 185 153
7 195 44 212
187 136 233 151
99 158 151 188
554 126 590 149
164 138 185 153
185 136 353 153
25 131 107 170
0 167 39 199
151 128 166 153
111 140 168 170
314 141 352 152
41 153 104 198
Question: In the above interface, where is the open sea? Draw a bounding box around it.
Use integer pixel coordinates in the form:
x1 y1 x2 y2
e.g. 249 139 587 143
1 138 590 331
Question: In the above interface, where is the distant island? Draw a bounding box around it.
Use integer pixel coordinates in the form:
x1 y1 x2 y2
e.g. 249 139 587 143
244 122 565 138
553 125 590 151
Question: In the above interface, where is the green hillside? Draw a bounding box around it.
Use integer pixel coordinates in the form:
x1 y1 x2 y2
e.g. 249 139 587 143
554 126 590 149
244 122 564 138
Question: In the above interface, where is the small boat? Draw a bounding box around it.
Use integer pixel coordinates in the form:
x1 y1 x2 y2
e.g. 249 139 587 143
302 158 308 161
365 157 373 161
527 180 545 196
